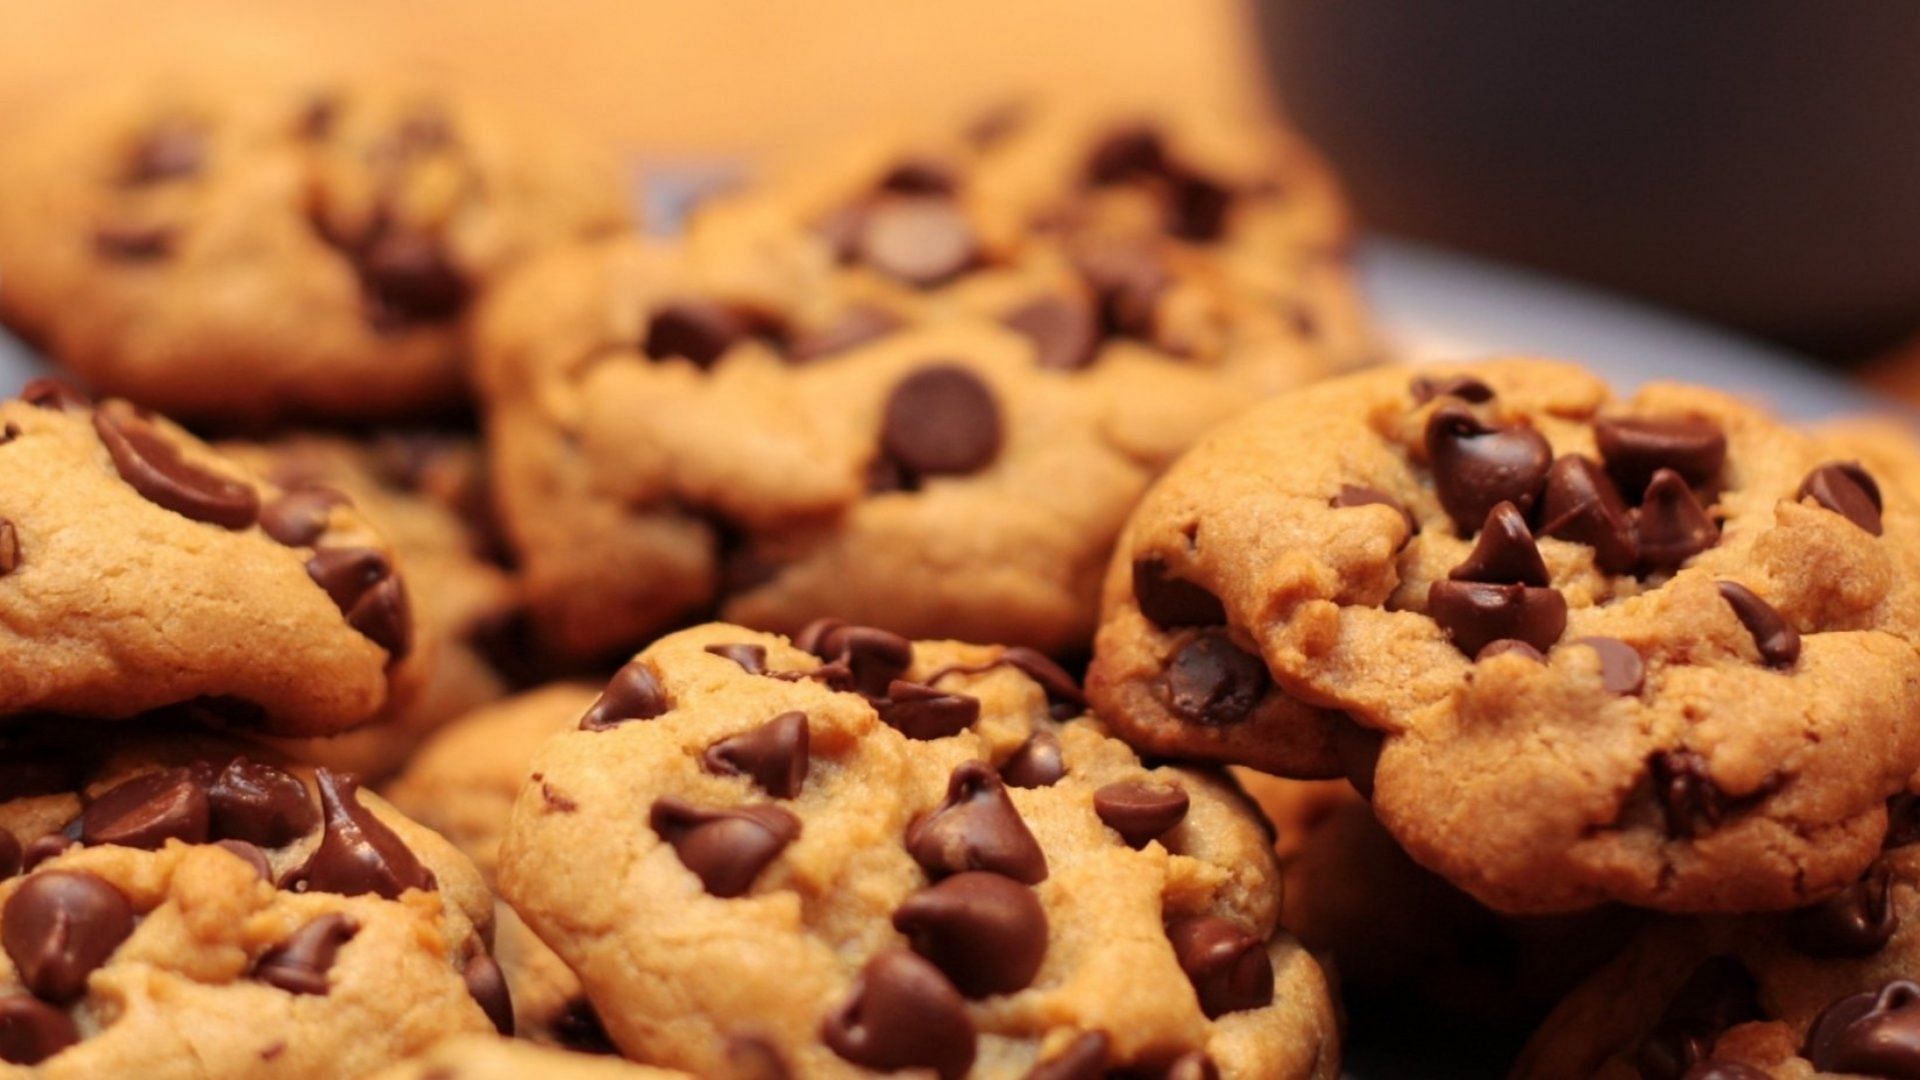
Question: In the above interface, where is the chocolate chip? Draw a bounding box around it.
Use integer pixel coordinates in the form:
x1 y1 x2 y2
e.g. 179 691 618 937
1428 580 1567 657
0 522 18 578
1790 861 1897 958
788 306 902 362
0 831 17 880
1575 637 1645 695
1539 455 1639 573
650 797 800 898
857 198 978 288
1595 416 1727 496
1331 484 1418 537
2 870 136 1002
879 364 1002 478
1085 124 1167 185
1163 168 1233 242
1093 779 1189 849
892 871 1048 998
1027 1031 1111 1080
1132 557 1225 628
259 487 349 547
1424 403 1553 533
702 712 809 798
93 222 175 260
1410 374 1495 404
1075 242 1170 340
1804 980 1920 1077
1449 502 1550 585
281 769 433 900
1634 956 1764 1080
251 914 358 995
704 643 768 675
797 620 914 697
1800 462 1884 536
463 953 514 1036
644 300 764 368
305 547 411 658
1888 794 1920 850
907 762 1047 884
1648 750 1734 841
878 681 981 740
356 230 469 328
1001 732 1067 789
1716 582 1800 669
1003 296 1101 371
1636 470 1719 570
999 648 1086 716
1165 915 1274 1018
212 840 272 881
551 997 617 1055
1477 638 1544 663
0 995 78 1065
19 379 89 413
821 949 976 1080
207 759 317 848
581 659 672 730
1158 630 1269 726
19 837 72 874
878 158 960 197
122 125 204 185
92 405 259 530
79 768 209 850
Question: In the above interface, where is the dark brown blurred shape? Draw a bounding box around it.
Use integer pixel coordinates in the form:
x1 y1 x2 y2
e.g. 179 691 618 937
1259 1 1920 358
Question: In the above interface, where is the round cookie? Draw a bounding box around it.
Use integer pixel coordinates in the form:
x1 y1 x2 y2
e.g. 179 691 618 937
1089 359 1920 913
224 434 519 778
1514 813 1920 1079
0 383 422 735
0 723 503 1074
497 622 1338 1079
362 1037 688 1080
0 73 629 424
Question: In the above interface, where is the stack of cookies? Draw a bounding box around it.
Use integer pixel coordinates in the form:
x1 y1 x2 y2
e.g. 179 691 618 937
0 63 1913 1080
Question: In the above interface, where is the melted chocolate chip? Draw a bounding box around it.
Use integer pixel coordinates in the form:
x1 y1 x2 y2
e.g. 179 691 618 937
650 798 800 898
797 621 914 697
1027 1031 1111 1080
999 648 1087 716
1428 580 1567 657
281 769 433 900
644 300 767 368
857 198 979 288
1001 732 1067 789
822 949 976 1080
580 659 671 730
356 230 469 328
1423 403 1553 533
305 547 411 658
1635 956 1764 1080
463 954 514 1036
1716 582 1800 669
1085 125 1168 185
1075 242 1170 341
1094 779 1189 849
551 997 617 1054
259 487 349 547
1538 455 1639 573
1804 980 1920 1078
207 759 318 848
1595 416 1727 497
704 643 768 675
79 768 209 850
879 364 1003 479
879 158 960 197
0 994 78 1065
212 840 272 881
788 306 902 362
1800 462 1884 536
1163 168 1234 242
1648 750 1736 841
1330 484 1418 537
251 914 358 995
1410 374 1495 404
1449 502 1550 585
2 870 136 1002
907 762 1047 884
92 405 259 529
1132 557 1226 629
893 871 1048 997
1789 861 1897 958
1575 637 1645 695
702 712 809 798
1003 295 1101 371
1158 630 1269 726
1636 470 1719 570
1165 915 1274 1018
877 681 981 740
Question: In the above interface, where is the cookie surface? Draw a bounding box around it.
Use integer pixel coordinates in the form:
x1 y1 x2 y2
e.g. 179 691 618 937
1089 359 1920 913
0 385 420 735
361 1036 687 1080
476 103 1370 663
0 74 628 424
497 623 1337 1079
0 724 501 1075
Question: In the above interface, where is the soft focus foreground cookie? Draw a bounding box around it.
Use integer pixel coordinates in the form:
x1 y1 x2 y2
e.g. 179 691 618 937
362 1037 688 1080
224 434 517 777
0 384 421 735
497 623 1337 1079
0 74 628 424
1090 359 1920 913
0 724 501 1075
1513 818 1920 1080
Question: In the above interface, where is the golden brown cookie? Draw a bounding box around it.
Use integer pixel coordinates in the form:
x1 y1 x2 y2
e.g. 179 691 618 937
497 622 1338 1079
1090 359 1920 913
360 1036 688 1080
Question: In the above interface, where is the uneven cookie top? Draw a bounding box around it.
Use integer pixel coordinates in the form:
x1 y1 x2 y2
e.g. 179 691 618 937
1090 359 1920 913
0 73 628 423
361 1036 689 1080
0 725 501 1075
497 623 1336 1079
1515 817 1920 1080
0 385 420 735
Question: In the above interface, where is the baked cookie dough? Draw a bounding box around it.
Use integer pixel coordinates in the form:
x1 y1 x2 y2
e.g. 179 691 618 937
1089 359 1920 913
0 724 502 1075
0 383 421 735
0 73 628 424
361 1036 687 1080
497 622 1338 1079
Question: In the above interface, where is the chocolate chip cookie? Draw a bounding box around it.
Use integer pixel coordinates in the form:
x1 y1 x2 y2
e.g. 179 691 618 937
1089 359 1920 913
1514 808 1920 1079
224 434 519 777
363 1036 688 1079
0 383 421 735
0 74 628 424
0 723 504 1073
497 622 1338 1078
